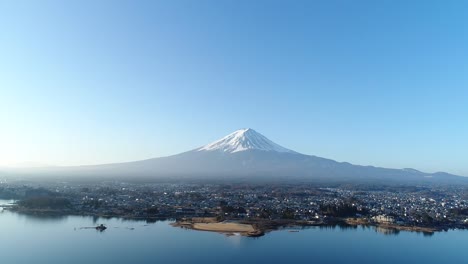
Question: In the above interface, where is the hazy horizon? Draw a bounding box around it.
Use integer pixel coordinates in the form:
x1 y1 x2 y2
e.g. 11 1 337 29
0 127 466 179
1 1 468 176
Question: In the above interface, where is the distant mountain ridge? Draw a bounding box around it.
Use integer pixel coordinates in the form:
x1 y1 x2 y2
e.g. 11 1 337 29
3 128 466 184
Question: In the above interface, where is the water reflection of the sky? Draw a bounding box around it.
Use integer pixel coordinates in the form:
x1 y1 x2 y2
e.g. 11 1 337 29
0 200 467 264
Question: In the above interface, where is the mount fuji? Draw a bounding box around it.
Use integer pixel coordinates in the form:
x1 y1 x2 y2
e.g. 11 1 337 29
7 128 466 183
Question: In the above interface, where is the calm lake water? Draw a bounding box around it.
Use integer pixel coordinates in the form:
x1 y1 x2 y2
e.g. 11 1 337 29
1 200 467 264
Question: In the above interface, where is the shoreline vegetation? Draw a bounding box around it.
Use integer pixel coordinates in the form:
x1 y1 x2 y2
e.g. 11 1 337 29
5 207 448 236
171 216 441 237
5 205 457 236
344 217 438 233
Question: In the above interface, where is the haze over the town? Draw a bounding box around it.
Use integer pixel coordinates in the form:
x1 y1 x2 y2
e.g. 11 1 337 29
1 0 467 176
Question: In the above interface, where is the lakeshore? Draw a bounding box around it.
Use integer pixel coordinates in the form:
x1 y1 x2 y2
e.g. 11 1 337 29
344 217 439 233
171 216 443 237
6 205 455 236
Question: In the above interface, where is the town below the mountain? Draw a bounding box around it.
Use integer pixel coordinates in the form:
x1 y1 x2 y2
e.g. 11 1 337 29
1 180 467 236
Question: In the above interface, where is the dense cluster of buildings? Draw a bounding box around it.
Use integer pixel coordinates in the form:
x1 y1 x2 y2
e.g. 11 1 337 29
1 180 467 229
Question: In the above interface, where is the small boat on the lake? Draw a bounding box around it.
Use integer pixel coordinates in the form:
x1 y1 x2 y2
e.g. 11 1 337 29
96 224 107 231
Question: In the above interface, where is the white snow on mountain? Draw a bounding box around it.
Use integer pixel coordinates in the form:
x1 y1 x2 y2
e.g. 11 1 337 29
196 128 296 154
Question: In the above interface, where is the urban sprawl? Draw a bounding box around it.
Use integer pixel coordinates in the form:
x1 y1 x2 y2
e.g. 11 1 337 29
1 180 467 234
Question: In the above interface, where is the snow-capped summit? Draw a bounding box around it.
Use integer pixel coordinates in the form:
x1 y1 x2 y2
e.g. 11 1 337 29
196 128 296 154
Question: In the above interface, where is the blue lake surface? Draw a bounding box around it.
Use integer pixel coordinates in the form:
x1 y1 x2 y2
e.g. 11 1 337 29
1 200 467 264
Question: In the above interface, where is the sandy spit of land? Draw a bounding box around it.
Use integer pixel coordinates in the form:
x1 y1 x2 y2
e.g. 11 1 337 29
171 218 264 236
192 222 255 233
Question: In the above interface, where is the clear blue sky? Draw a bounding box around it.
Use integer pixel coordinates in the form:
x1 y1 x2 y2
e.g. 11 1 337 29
1 0 467 175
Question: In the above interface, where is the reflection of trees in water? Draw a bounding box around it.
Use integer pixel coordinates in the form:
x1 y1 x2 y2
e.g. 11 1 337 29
375 227 400 236
145 218 169 224
338 224 358 231
17 212 68 223
14 211 167 227
318 224 359 231
317 224 428 237
423 232 434 237
318 225 338 231
318 223 437 237
91 215 167 225
277 225 317 231
373 226 434 237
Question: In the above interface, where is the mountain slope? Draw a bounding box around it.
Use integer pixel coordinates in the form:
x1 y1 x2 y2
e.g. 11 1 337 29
6 128 466 184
